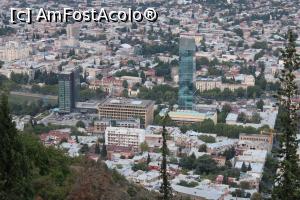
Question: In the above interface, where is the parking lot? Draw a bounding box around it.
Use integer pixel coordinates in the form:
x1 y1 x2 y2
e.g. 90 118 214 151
40 112 98 127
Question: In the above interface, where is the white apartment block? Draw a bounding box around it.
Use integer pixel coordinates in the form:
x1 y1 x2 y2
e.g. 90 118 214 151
195 75 255 92
105 127 145 152
0 41 31 61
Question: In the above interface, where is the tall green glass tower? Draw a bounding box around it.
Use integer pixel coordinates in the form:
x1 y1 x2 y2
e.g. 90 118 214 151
58 68 80 113
178 36 196 110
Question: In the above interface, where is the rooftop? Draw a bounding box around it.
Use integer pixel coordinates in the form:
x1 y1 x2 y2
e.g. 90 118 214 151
99 97 155 108
169 110 216 117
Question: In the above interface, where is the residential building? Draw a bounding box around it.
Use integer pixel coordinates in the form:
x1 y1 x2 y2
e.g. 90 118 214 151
0 41 31 61
105 127 145 153
237 132 274 152
93 118 140 134
195 75 255 92
66 23 80 39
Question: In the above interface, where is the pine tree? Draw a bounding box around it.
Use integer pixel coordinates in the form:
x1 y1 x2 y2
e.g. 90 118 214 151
95 143 100 154
147 153 151 165
0 95 32 200
247 163 252 171
222 175 228 185
241 162 247 173
101 143 107 159
272 30 300 200
159 119 172 200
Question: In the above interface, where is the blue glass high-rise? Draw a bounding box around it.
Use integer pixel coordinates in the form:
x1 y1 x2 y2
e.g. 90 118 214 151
178 36 196 110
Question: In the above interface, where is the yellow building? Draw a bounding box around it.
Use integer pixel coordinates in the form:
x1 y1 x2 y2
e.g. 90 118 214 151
168 110 217 125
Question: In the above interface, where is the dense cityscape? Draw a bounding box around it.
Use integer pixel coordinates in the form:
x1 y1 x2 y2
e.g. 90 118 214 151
0 0 300 200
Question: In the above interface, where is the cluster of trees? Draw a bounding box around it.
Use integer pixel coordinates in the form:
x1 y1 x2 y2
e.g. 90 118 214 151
79 88 106 101
237 112 262 124
177 180 198 188
217 104 232 123
51 28 66 37
32 70 58 85
31 84 58 95
114 70 139 77
141 42 178 56
10 72 29 84
76 120 85 128
254 50 265 61
132 162 149 172
195 57 220 70
241 162 252 173
0 95 74 199
0 75 21 91
252 41 268 50
180 154 218 175
24 123 70 135
260 155 278 194
0 26 15 36
231 189 252 199
234 28 244 38
0 60 4 68
256 99 264 111
179 154 240 179
180 119 268 138
198 135 216 143
9 99 54 116
155 62 172 81
199 86 262 101
239 65 256 75
80 34 106 42
138 85 178 105
222 147 236 160
207 66 223 76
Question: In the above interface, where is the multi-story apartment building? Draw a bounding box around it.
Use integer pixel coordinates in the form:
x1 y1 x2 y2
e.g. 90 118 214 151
93 118 140 135
89 76 123 96
195 77 222 92
97 97 155 128
195 75 255 92
0 41 31 61
105 127 145 152
66 23 80 39
237 132 274 152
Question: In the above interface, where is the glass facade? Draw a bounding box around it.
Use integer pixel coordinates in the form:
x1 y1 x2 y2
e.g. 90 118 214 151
58 68 80 113
178 37 196 110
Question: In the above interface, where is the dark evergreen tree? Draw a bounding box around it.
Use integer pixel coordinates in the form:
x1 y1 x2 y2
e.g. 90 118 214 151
0 95 32 200
247 163 252 171
256 99 264 111
147 153 151 165
272 30 300 199
95 143 100 154
159 116 172 200
222 175 228 184
101 143 107 159
241 162 247 173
